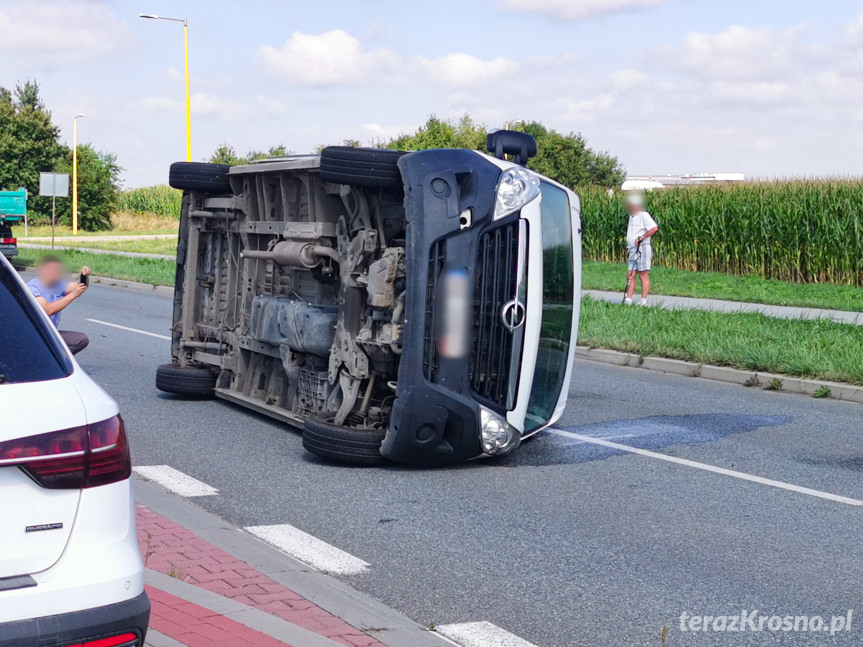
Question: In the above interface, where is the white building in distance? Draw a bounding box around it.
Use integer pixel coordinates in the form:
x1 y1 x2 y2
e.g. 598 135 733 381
623 173 745 191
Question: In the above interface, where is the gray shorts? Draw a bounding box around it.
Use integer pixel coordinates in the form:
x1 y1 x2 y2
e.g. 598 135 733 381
628 245 652 272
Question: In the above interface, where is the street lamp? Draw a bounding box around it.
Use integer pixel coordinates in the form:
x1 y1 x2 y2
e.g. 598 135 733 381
139 13 192 161
72 113 85 236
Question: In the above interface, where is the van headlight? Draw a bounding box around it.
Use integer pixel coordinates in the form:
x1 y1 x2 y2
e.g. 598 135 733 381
479 408 521 456
494 167 540 219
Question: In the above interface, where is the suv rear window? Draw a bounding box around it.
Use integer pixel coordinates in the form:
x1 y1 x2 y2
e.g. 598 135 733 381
0 267 72 384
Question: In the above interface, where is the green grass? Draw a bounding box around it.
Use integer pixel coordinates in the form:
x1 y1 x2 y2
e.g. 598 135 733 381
60 238 178 256
583 261 863 312
579 297 863 385
15 248 175 287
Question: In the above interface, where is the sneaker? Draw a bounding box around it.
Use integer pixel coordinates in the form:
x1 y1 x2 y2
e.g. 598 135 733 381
638 298 649 307
624 297 633 305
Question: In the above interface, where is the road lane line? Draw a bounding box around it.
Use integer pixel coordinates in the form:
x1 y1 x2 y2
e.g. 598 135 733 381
436 622 538 647
244 524 370 576
86 318 171 341
548 428 863 507
134 466 219 497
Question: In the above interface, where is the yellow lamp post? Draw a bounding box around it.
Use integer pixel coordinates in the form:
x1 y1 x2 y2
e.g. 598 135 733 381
139 14 192 161
72 113 84 236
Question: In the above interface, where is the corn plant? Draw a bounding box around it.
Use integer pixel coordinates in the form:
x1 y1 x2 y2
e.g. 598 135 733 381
116 185 182 219
578 180 863 286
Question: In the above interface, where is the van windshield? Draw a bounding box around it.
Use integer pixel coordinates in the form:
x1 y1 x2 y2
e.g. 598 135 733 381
524 182 573 432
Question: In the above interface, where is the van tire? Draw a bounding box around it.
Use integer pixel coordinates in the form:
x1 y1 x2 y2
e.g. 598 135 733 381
169 162 232 194
156 363 217 397
319 147 405 190
302 415 387 466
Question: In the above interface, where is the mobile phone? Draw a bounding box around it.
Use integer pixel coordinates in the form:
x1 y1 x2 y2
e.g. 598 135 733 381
79 273 89 287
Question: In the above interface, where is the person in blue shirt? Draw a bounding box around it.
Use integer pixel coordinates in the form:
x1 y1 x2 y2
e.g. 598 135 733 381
27 255 91 355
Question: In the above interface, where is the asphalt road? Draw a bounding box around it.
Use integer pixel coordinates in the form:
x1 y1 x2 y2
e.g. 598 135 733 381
63 282 862 647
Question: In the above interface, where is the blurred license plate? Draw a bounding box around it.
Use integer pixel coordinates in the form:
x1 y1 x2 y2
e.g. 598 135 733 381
438 268 470 359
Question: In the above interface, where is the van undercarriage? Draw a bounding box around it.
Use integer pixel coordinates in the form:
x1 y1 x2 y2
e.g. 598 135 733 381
158 135 581 466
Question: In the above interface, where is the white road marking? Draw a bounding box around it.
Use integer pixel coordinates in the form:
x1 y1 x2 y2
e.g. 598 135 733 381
86 318 171 341
134 466 219 497
244 524 370 575
548 428 863 507
436 622 538 647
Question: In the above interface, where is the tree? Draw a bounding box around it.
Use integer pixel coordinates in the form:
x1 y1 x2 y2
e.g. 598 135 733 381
386 115 487 151
55 145 121 230
0 80 65 222
209 144 293 166
513 121 625 189
0 79 121 230
384 115 625 188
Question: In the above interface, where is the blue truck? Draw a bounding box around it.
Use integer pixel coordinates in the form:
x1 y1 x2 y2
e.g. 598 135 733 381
0 187 26 259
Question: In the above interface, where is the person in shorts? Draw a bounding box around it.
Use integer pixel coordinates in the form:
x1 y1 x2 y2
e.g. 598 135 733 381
624 193 658 306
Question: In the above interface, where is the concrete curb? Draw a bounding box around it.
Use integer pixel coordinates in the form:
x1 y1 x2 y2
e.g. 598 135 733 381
146 569 344 647
136 480 448 647
575 346 863 404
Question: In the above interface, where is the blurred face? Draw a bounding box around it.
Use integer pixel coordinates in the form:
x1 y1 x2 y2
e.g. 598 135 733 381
626 200 641 215
37 261 64 287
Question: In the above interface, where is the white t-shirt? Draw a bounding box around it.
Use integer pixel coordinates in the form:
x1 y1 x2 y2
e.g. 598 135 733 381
626 211 658 249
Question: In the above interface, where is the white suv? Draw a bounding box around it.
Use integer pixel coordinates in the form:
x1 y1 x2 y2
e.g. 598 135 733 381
0 255 149 646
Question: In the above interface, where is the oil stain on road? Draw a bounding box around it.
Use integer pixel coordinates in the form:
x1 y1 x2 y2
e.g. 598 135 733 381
503 414 790 467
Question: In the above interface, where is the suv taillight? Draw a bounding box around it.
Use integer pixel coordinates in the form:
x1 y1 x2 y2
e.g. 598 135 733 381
65 632 139 647
0 416 131 489
0 237 16 244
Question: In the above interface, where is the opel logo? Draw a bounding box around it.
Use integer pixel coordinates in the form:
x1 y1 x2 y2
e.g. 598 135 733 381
501 298 526 331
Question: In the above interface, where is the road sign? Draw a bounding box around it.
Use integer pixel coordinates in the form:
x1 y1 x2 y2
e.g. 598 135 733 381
0 187 27 217
39 172 69 197
38 172 70 249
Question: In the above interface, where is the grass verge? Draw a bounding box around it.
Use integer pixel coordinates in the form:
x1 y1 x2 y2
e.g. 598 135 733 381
15 248 175 287
58 238 178 256
578 298 863 385
17 212 179 238
583 261 863 313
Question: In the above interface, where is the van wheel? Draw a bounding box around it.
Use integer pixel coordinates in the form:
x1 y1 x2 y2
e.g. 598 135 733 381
169 162 232 194
319 147 405 190
302 415 388 466
156 363 217 397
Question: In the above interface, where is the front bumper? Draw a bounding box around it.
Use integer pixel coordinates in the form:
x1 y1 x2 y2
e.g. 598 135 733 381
382 149 507 466
0 591 150 647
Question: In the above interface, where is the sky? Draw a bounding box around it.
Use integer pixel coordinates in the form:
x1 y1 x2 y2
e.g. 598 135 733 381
1 0 862 188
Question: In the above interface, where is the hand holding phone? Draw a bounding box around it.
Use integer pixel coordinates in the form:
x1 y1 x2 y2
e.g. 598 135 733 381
79 273 89 287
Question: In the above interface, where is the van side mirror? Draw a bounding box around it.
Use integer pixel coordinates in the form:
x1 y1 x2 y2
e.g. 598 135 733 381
486 130 538 166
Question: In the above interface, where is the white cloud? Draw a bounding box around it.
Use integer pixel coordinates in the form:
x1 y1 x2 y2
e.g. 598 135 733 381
0 1 136 66
611 69 648 90
258 30 518 91
709 81 792 104
257 30 403 86
681 25 794 81
141 96 179 112
497 0 670 21
422 53 518 89
190 93 286 121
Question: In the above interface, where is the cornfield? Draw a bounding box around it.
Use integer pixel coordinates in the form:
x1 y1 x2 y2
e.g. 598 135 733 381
579 180 863 286
116 185 182 219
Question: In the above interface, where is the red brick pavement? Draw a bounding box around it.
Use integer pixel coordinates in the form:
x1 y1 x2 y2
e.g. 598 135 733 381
147 586 293 647
137 504 383 647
